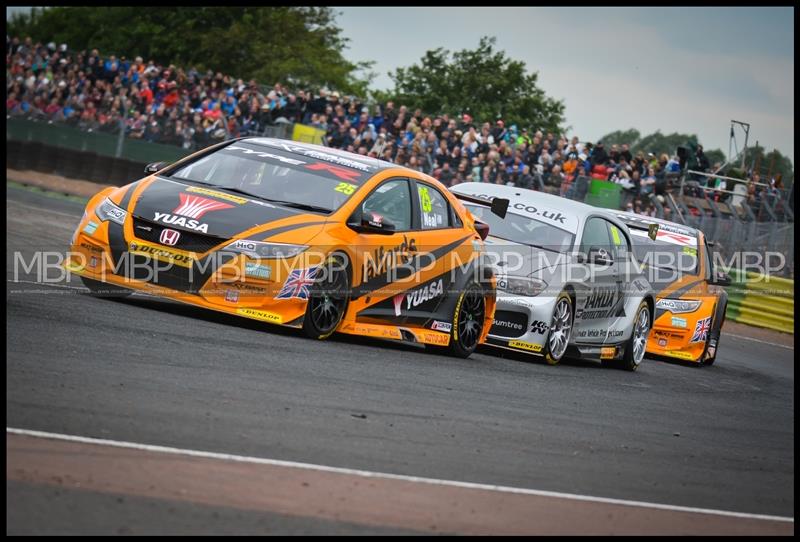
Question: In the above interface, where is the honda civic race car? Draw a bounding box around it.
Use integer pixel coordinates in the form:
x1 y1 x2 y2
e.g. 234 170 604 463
611 212 731 365
65 137 508 358
450 183 656 371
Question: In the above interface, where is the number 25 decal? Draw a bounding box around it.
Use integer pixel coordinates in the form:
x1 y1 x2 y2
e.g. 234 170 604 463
335 182 357 195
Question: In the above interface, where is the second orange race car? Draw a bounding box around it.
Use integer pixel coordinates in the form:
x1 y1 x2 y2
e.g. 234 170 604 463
613 212 731 365
65 137 508 358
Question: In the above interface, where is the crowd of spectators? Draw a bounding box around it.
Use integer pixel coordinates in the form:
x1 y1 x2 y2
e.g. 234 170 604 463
9 36 782 220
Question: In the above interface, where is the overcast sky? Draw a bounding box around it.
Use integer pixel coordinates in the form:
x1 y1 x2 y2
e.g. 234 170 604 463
335 7 794 164
7 6 794 163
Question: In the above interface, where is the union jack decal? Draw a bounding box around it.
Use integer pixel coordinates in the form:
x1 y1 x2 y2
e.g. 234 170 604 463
690 316 711 343
174 193 234 219
276 267 319 300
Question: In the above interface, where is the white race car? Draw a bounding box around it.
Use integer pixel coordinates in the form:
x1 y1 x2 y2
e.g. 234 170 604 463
451 183 656 371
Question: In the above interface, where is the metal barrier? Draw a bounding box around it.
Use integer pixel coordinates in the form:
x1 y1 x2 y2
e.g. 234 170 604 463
726 271 794 333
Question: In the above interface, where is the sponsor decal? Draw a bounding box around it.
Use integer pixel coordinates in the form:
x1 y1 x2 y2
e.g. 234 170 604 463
418 330 450 346
232 239 258 252
186 186 248 205
174 193 234 219
600 346 616 360
511 202 566 224
153 212 210 233
690 316 711 343
531 320 549 334
80 242 103 253
431 320 452 333
89 256 98 269
236 308 282 323
225 289 239 303
671 316 688 328
508 340 542 353
658 338 668 347
392 279 445 316
363 236 418 281
276 267 319 300
83 221 99 235
302 150 371 172
224 145 306 165
683 246 698 256
244 262 272 280
493 319 525 331
663 350 695 361
579 286 622 319
128 241 195 268
306 163 362 182
159 228 181 246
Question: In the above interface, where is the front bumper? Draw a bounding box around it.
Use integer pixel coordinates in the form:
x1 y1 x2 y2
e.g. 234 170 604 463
484 293 556 355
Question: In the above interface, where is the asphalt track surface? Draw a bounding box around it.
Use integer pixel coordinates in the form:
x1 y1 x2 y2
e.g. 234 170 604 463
6 185 795 534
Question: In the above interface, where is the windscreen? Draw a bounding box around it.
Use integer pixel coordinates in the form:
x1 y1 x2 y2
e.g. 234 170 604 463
628 228 699 288
168 141 372 213
465 203 575 253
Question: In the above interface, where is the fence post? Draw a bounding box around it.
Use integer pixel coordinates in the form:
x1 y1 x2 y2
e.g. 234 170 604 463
115 100 129 158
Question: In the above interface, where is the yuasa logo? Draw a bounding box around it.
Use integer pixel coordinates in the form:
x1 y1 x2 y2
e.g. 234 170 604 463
393 279 444 316
159 228 181 246
174 193 234 219
153 213 210 233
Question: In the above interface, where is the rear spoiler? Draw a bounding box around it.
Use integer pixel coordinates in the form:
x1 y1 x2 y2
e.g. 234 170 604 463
452 193 509 219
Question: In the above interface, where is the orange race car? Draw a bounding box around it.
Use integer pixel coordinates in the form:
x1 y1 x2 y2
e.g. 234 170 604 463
65 137 508 358
612 212 732 365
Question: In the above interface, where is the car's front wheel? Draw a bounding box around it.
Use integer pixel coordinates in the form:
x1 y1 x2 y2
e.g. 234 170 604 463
620 301 651 371
302 254 350 340
80 276 132 298
544 291 574 366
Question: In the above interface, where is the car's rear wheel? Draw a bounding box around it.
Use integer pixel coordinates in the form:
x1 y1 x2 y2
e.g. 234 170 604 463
619 301 650 371
302 254 350 340
544 292 574 365
441 282 486 358
80 276 132 298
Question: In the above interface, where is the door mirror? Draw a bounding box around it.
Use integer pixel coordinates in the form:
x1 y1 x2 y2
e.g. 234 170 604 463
474 220 490 240
710 270 732 286
144 161 169 174
347 211 396 235
587 246 614 265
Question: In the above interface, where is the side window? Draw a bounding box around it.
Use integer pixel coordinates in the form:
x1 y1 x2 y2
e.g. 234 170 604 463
417 183 451 230
608 223 630 261
579 217 613 255
361 179 412 231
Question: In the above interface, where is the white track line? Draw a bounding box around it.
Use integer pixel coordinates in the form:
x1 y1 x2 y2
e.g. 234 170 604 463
7 427 793 524
727 334 793 350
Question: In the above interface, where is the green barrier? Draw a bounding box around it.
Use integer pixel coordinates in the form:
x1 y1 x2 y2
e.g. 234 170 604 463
725 271 794 333
583 179 622 209
7 118 189 164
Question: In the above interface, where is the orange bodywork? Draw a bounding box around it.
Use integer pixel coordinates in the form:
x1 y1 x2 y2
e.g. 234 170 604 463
644 231 721 363
66 153 496 350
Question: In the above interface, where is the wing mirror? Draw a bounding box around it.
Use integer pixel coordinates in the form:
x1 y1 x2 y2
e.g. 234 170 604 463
587 246 614 266
710 270 732 286
144 161 169 174
347 211 396 235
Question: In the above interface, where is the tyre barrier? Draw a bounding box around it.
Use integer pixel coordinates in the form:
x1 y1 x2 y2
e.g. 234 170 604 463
726 271 794 334
7 140 147 187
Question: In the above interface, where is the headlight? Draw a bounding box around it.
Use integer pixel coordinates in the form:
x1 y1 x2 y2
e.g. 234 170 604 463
95 197 127 225
498 276 547 297
656 298 701 314
225 239 308 259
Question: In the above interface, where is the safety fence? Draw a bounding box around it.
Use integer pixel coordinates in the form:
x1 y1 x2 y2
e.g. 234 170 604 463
725 271 794 334
6 118 327 187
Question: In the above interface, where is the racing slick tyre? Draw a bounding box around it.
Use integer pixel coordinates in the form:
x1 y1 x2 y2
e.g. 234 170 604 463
80 276 132 298
441 282 486 359
702 303 726 366
619 300 651 371
302 253 350 340
544 291 574 366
